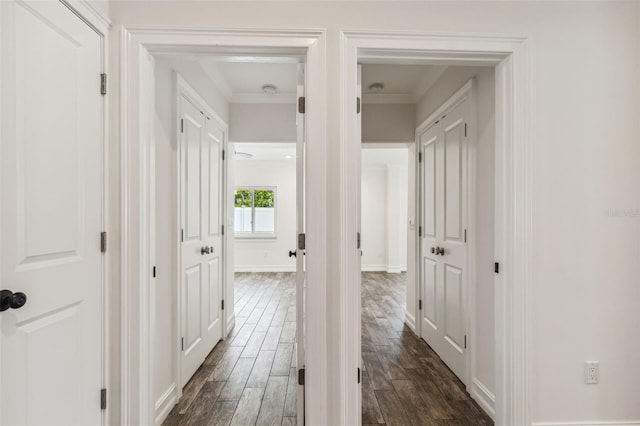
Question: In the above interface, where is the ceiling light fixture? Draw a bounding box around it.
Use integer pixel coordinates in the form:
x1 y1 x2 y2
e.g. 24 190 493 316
261 84 277 95
235 151 253 159
368 82 384 93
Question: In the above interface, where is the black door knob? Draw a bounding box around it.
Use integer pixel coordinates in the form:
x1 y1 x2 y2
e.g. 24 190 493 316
288 250 296 258
0 290 27 312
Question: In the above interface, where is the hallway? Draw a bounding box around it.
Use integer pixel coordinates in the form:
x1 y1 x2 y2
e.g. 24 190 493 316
164 272 492 425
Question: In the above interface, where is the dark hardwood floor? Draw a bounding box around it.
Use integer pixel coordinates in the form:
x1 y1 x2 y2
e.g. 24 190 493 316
164 272 493 426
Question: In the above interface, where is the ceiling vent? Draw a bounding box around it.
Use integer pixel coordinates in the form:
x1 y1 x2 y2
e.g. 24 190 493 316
261 84 277 95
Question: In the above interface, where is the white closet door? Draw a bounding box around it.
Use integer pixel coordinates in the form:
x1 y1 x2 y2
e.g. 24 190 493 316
0 1 104 424
420 99 469 383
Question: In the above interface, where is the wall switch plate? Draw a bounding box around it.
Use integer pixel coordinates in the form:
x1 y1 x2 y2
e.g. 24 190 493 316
585 361 599 384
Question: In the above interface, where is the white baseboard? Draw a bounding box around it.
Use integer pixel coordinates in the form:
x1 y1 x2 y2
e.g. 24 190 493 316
404 310 416 332
471 378 495 420
234 265 296 273
154 383 178 426
226 313 235 337
362 265 388 272
532 422 640 426
387 266 403 274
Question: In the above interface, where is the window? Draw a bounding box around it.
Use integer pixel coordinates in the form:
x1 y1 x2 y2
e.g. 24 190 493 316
234 187 276 237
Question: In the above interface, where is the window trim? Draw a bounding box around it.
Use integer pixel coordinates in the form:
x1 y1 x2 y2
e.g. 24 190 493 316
234 186 277 239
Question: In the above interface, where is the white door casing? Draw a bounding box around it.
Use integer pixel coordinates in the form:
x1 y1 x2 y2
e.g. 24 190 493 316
0 0 104 424
419 94 470 384
295 63 306 425
179 93 224 387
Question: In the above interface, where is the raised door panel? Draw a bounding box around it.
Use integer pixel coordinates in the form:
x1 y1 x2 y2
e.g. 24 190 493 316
422 258 438 328
184 265 203 353
207 124 222 239
421 132 437 239
443 265 464 352
207 258 221 330
183 103 204 241
443 118 464 242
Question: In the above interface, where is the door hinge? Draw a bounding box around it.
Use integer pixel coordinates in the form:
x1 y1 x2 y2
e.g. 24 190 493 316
180 119 184 133
357 367 361 384
100 73 107 95
221 225 225 236
298 368 305 385
181 229 184 242
221 300 225 310
464 229 467 243
356 97 361 114
298 97 306 114
495 262 500 273
222 149 225 160
298 233 306 250
357 232 361 249
419 152 422 163
181 337 184 351
465 123 468 137
464 335 467 349
100 232 107 253
100 388 107 410
419 300 422 310
418 226 422 237
152 266 156 278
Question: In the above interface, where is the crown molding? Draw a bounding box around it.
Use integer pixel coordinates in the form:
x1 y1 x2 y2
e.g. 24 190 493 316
362 93 414 104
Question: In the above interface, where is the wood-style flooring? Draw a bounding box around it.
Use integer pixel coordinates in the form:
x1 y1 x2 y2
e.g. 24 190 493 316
164 272 493 426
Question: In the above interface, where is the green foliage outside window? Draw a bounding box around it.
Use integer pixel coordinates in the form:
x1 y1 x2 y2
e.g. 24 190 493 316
254 190 274 208
234 189 252 207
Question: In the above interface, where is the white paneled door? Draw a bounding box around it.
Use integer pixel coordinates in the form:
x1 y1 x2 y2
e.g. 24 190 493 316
0 0 104 424
180 94 224 386
419 98 469 384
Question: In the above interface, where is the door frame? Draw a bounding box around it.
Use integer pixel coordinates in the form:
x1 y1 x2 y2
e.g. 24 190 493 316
119 26 327 425
340 31 532 425
175 73 229 391
415 78 477 391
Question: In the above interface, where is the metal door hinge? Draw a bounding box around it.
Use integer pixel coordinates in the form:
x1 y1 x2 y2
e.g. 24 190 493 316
100 232 107 253
181 229 184 242
222 225 225 236
495 262 500 273
298 97 306 114
464 335 467 349
418 226 422 237
464 229 467 243
221 300 224 310
298 233 306 250
356 97 361 114
357 367 361 384
465 123 468 137
100 388 107 410
298 368 305 385
222 149 225 160
100 73 107 95
181 338 184 351
357 232 361 249
152 266 156 278
180 119 184 133
419 152 422 163
419 300 422 310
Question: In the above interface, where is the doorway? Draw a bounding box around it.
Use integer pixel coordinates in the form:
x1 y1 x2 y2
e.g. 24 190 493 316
341 32 533 425
119 27 326 425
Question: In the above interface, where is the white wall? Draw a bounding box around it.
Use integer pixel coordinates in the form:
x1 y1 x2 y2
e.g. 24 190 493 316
413 66 497 410
361 148 408 273
152 58 231 422
109 2 640 424
229 103 297 142
362 104 416 143
234 157 297 272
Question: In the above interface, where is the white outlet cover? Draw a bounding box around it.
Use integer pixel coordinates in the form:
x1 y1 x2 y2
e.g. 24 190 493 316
585 361 599 384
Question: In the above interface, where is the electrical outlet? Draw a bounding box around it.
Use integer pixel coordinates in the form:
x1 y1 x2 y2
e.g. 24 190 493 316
585 361 599 384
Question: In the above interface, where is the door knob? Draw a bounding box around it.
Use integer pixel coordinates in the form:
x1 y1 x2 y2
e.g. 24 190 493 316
436 247 445 256
201 246 211 255
430 247 436 254
0 290 27 312
288 250 296 258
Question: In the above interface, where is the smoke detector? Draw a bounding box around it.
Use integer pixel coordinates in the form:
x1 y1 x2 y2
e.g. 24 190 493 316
261 84 277 95
368 82 384 93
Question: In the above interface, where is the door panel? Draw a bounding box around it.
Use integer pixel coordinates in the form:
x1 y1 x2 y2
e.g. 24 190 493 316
180 94 224 387
420 97 469 384
1 1 103 424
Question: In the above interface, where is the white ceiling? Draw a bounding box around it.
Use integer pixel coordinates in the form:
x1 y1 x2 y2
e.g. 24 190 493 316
232 143 297 161
165 56 447 105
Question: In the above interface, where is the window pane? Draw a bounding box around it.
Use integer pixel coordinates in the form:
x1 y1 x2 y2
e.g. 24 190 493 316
234 207 252 233
254 207 275 233
254 190 274 208
234 189 252 207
